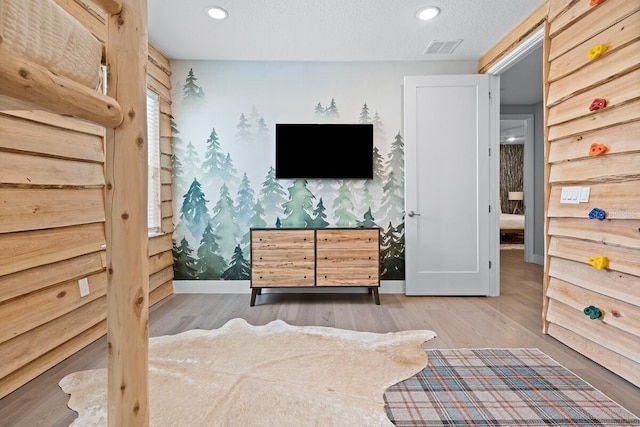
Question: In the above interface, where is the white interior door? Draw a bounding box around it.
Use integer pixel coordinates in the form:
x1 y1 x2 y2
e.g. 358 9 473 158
404 74 496 296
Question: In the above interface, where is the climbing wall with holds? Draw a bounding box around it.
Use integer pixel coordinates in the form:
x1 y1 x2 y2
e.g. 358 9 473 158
543 0 640 387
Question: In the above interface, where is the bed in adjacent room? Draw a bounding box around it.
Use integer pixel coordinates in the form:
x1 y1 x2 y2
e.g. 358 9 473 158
500 213 525 237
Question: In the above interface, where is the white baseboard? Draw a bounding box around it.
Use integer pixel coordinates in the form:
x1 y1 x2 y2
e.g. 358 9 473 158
173 280 405 294
532 253 544 265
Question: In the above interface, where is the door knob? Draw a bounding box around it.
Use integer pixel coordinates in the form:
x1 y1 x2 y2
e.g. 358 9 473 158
407 211 421 217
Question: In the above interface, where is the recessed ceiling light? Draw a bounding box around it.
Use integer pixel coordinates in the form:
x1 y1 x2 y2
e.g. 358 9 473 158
206 6 228 20
508 137 516 142
416 7 440 21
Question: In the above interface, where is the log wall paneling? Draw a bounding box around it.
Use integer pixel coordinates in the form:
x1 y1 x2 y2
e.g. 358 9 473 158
547 323 640 387
549 0 640 58
548 217 640 249
0 320 107 400
549 257 640 307
0 112 104 161
547 68 640 127
0 0 174 401
0 271 106 345
548 12 640 83
548 100 640 142
544 0 640 387
0 223 106 277
546 41 640 107
548 120 640 163
0 296 107 382
0 252 105 303
0 188 105 234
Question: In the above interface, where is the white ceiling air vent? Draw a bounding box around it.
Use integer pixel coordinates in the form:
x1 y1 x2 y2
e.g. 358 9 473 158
423 39 462 55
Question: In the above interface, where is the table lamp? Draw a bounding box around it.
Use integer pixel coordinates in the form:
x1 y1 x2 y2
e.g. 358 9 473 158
509 191 524 214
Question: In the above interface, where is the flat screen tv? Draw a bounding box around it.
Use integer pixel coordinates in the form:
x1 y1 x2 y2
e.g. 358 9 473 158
275 123 374 179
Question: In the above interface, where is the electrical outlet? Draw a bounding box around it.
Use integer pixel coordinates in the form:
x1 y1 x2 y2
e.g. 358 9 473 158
78 278 90 297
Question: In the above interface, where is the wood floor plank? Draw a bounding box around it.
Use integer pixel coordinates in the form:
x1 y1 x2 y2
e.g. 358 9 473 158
0 250 638 425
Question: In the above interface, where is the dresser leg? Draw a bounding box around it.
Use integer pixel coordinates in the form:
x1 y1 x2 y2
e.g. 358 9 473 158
250 288 259 306
372 288 380 305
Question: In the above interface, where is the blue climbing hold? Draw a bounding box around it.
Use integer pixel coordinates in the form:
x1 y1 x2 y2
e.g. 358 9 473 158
588 208 606 221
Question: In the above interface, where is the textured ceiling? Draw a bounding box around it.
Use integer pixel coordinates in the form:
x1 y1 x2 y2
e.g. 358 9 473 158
148 0 543 62
148 0 544 105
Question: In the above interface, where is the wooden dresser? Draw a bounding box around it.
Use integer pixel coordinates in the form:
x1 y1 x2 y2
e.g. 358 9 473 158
250 228 380 306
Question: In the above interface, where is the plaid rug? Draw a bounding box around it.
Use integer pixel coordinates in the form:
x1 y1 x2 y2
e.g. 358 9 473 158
384 348 640 426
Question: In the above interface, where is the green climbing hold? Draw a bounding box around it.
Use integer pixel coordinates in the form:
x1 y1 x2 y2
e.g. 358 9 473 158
583 305 602 320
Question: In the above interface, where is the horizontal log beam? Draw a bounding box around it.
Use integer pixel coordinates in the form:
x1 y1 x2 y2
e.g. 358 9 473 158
0 47 123 129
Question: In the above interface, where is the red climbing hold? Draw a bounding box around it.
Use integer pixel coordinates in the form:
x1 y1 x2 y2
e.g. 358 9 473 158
590 0 605 6
589 98 607 111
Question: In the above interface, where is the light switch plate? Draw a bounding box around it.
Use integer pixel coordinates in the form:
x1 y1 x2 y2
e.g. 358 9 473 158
561 186 581 204
78 278 90 297
579 186 590 203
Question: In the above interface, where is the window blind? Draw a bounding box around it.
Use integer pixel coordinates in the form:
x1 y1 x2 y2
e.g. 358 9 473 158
147 91 161 234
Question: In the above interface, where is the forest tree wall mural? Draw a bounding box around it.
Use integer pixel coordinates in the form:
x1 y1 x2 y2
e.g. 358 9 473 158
169 60 476 285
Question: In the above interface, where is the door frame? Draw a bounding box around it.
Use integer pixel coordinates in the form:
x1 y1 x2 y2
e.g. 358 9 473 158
485 27 544 288
500 114 535 262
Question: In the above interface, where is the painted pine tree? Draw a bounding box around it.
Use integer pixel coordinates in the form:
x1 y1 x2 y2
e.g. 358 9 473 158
210 183 243 259
281 179 315 228
180 178 211 240
377 132 404 223
201 127 226 191
360 185 374 215
241 200 268 250
181 141 201 187
372 112 386 142
325 98 339 120
220 153 240 190
312 179 338 211
194 223 228 279
235 112 252 144
172 237 198 279
182 68 205 103
235 173 255 228
255 117 270 144
332 181 357 227
365 113 387 207
307 197 330 228
247 106 260 133
356 208 378 228
221 245 251 280
259 167 287 226
359 102 371 124
314 102 325 121
170 118 187 195
380 221 404 280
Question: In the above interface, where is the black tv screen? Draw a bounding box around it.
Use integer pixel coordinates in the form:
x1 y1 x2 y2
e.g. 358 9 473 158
275 123 374 179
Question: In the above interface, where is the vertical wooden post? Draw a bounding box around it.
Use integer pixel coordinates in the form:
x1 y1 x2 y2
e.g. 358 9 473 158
540 17 552 334
105 0 149 425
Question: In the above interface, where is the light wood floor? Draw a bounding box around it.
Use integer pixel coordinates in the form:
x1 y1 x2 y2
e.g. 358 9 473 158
1 250 639 426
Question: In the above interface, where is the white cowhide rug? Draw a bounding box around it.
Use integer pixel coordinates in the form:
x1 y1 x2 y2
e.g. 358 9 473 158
59 318 436 426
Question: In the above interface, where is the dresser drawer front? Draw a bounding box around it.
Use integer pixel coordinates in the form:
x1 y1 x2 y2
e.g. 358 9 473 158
251 260 315 287
251 229 315 249
316 248 378 263
316 229 379 249
316 265 379 287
